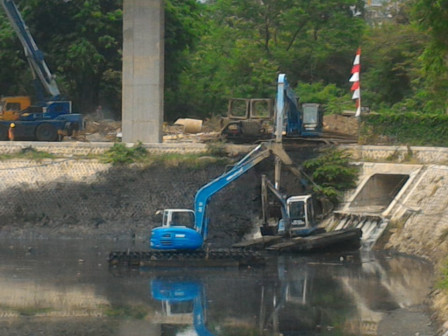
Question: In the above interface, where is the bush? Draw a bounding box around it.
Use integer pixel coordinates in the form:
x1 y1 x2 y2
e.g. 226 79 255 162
360 112 448 146
303 149 358 204
102 142 148 165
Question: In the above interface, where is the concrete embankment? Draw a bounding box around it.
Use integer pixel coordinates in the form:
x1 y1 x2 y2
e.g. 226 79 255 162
1 141 448 329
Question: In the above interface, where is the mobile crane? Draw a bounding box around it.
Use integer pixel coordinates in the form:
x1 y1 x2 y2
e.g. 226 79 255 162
0 0 83 141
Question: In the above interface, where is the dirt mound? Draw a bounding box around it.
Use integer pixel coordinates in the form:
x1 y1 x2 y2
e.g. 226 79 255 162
323 114 358 136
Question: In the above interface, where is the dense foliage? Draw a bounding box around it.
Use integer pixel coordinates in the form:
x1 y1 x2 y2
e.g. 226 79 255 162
360 113 448 146
0 0 203 119
303 149 358 204
0 0 447 122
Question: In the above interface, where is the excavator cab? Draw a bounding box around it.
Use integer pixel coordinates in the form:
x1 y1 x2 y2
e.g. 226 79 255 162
150 209 202 250
277 195 318 237
301 103 323 136
162 209 195 229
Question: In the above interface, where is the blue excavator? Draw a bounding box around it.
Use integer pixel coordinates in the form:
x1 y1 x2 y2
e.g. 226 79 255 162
150 142 274 250
275 74 323 139
150 75 320 251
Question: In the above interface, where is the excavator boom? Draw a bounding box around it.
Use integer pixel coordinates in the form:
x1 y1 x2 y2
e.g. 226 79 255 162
194 143 271 239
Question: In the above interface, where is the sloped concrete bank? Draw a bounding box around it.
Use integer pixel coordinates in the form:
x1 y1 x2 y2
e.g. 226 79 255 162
339 144 448 332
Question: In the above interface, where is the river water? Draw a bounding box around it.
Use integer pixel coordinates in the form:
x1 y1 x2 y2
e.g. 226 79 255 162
0 238 437 336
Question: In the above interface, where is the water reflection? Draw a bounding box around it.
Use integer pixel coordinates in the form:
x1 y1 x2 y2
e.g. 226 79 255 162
151 279 213 335
0 240 435 335
146 252 434 336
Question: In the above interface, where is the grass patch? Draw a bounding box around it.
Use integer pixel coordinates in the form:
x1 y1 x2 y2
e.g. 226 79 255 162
206 140 227 157
101 142 148 165
104 304 149 319
100 141 230 168
0 146 56 161
17 307 54 316
437 257 448 291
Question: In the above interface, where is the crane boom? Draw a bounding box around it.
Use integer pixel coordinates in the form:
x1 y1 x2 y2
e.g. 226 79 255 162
1 0 60 100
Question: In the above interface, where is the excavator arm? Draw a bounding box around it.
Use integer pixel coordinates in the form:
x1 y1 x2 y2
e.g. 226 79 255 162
261 174 288 224
275 74 323 141
194 143 272 239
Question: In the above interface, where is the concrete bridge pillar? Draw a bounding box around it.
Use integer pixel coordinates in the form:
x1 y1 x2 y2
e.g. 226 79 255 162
122 0 164 143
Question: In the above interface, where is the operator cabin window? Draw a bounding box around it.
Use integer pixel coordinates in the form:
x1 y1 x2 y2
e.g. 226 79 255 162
173 212 195 229
6 102 21 111
289 201 306 225
229 99 248 118
252 100 270 118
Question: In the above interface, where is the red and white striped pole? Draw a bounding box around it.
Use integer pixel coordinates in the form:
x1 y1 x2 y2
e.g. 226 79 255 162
350 48 361 117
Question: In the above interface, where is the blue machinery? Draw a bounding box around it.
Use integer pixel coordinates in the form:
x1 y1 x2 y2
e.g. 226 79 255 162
150 143 272 250
150 74 318 251
0 0 83 140
275 73 323 141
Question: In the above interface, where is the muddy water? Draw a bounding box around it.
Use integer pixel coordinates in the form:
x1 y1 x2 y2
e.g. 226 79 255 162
0 239 436 336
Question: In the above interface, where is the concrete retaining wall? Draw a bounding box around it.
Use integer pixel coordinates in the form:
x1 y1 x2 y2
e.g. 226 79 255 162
0 141 208 157
342 144 448 164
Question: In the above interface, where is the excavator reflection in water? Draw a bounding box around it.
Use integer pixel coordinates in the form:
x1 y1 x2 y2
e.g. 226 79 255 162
146 252 434 336
151 278 214 336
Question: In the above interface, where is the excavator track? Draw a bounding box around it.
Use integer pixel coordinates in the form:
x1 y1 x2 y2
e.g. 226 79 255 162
108 249 266 268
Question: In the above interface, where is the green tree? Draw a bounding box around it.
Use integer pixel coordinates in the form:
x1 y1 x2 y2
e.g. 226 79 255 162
0 0 204 121
164 0 207 121
411 0 448 113
0 15 28 95
303 149 358 204
177 0 366 120
361 23 426 110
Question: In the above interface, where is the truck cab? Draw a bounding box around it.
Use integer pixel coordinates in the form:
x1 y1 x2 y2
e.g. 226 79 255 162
220 98 274 142
0 96 31 120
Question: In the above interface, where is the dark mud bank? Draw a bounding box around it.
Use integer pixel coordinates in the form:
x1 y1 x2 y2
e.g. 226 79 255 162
0 159 305 246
